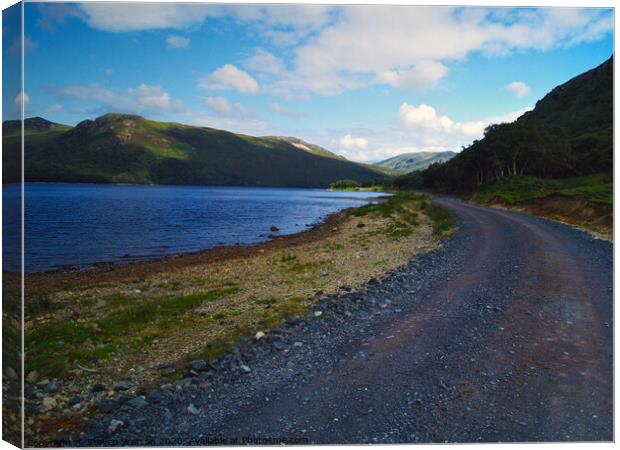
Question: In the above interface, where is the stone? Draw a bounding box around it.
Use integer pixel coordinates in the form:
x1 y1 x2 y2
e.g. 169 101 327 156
314 311 323 317
127 397 149 408
68 395 82 406
115 380 133 391
42 396 57 411
270 225 279 232
190 360 208 372
5 367 17 380
108 419 124 433
92 383 106 393
187 403 200 415
26 370 38 384
177 378 193 388
44 378 59 393
239 364 252 373
254 331 266 341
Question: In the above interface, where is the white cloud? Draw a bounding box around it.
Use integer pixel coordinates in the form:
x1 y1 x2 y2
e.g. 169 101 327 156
338 134 368 150
46 103 63 113
14 91 30 109
397 102 531 151
166 35 190 48
270 103 299 119
376 60 448 90
199 65 259 93
504 81 531 98
78 4 216 32
271 7 612 97
204 96 254 118
243 49 285 76
49 83 185 115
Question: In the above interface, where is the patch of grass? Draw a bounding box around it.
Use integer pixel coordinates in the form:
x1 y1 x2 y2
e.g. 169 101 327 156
473 174 612 206
26 287 239 377
280 254 297 263
421 201 454 237
256 297 277 305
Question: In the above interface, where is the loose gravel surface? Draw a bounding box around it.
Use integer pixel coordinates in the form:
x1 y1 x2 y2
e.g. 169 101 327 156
65 197 613 446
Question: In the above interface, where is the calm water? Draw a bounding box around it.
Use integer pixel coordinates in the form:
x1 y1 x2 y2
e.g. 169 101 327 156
3 183 387 273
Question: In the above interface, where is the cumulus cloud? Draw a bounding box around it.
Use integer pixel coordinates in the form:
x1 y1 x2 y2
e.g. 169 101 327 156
78 3 216 32
376 60 449 90
204 96 254 117
166 35 190 48
269 103 299 119
47 83 185 115
243 49 285 76
504 81 531 98
338 134 368 150
14 91 30 113
271 6 612 97
199 65 259 93
397 102 531 150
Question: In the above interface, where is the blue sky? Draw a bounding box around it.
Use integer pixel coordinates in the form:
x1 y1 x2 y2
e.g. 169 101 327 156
7 3 614 162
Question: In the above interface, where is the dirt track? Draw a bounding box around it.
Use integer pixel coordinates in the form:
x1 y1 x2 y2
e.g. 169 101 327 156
70 197 613 445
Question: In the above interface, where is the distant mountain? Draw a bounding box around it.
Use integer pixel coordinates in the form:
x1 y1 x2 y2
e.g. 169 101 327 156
376 151 456 173
3 114 387 188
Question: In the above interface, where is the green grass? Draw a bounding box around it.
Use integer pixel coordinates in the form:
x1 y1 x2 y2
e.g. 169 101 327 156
26 287 239 377
472 174 612 206
349 192 454 238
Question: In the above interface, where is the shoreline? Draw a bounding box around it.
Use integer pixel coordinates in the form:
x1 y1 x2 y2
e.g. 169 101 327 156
23 207 357 294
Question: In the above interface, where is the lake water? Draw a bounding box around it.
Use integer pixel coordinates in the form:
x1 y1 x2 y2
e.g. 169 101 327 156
3 183 387 273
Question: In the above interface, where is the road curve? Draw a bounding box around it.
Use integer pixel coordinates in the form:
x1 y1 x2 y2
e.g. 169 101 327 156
75 197 613 445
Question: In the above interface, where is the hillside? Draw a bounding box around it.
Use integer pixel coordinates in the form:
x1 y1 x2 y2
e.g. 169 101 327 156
2 114 386 188
377 151 456 173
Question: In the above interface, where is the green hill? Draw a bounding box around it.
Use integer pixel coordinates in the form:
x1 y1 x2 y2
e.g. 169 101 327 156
2 114 386 188
376 151 456 173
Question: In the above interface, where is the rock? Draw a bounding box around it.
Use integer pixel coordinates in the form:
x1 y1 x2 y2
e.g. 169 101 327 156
96 399 121 414
190 359 208 372
314 311 323 317
115 380 133 391
146 391 164 403
293 342 303 347
254 331 266 341
92 383 106 393
42 396 57 411
68 395 82 406
26 370 38 384
127 397 149 409
239 364 252 373
108 419 124 433
357 222 366 228
6 367 17 380
187 403 200 415
177 378 193 388
44 378 59 393
270 225 279 232
95 299 107 308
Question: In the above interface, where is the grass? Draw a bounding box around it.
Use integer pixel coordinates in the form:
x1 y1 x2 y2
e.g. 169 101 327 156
472 174 612 206
26 287 239 377
349 192 454 239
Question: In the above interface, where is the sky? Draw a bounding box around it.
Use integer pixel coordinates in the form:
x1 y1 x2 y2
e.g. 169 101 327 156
4 3 614 162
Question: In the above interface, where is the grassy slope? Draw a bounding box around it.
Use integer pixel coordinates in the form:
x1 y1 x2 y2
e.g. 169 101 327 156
472 174 612 206
4 114 386 188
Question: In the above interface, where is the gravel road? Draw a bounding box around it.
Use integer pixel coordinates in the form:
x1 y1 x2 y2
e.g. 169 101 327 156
69 197 613 446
